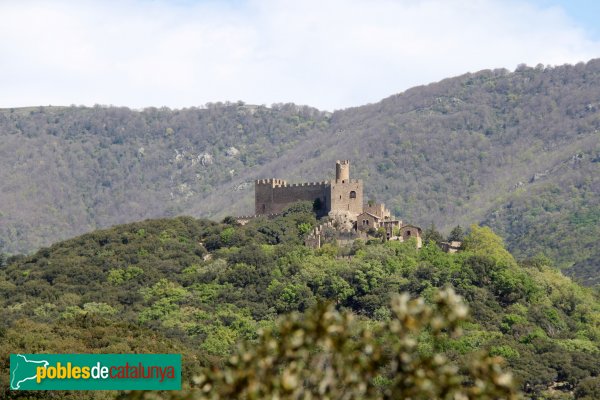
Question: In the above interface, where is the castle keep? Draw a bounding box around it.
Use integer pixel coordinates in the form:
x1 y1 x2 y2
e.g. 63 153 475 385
255 160 363 217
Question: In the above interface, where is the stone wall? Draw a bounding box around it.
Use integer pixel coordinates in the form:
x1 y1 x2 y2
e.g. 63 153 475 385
255 179 329 216
357 212 379 231
400 225 423 248
364 203 390 219
330 179 363 215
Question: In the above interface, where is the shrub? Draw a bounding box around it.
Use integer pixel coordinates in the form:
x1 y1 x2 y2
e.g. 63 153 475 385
188 288 519 399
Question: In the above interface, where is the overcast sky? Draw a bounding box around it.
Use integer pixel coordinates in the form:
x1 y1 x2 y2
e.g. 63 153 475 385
1 0 599 111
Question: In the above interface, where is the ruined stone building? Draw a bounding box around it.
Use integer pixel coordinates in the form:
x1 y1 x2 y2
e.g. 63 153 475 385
440 241 462 253
255 160 363 217
357 203 399 236
354 204 421 245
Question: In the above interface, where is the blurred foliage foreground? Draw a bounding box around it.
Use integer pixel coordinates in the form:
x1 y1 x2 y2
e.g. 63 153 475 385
123 288 518 400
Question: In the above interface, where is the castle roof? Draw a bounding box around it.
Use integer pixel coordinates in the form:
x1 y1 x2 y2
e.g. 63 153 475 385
357 211 381 220
400 224 422 232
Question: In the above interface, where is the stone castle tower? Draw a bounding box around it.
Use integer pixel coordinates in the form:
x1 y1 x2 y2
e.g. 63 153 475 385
336 160 349 181
330 160 362 215
255 160 363 217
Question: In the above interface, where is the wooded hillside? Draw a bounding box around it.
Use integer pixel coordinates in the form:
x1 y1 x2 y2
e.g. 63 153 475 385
1 59 599 283
1 211 599 398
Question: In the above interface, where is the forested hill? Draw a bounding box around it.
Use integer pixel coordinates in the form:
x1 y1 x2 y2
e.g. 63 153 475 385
1 59 599 283
1 213 599 398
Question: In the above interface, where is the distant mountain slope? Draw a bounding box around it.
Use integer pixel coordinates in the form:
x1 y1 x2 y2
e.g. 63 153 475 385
0 103 330 253
1 60 599 282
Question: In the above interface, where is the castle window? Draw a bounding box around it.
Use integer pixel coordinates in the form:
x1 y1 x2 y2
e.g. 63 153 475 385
342 180 345 183
407 231 411 236
350 191 356 199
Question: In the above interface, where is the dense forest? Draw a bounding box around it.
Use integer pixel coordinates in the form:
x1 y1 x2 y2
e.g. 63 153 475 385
1 206 599 399
1 60 599 284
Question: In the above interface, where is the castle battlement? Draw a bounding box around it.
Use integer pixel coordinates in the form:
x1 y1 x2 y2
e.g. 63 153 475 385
281 181 329 188
332 179 361 185
266 181 331 188
255 178 287 186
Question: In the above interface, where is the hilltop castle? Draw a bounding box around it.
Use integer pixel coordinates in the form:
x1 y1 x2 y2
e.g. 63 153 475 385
254 160 423 247
255 160 363 217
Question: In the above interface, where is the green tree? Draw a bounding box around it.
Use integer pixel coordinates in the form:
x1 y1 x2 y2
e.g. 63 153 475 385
447 225 464 242
221 216 239 226
423 222 444 245
575 377 600 400
297 222 312 235
462 225 516 268
191 288 519 399
220 227 235 244
0 239 5 268
282 201 314 216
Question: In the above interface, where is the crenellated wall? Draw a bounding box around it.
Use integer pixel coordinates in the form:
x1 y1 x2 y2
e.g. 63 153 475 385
255 179 330 216
254 161 363 217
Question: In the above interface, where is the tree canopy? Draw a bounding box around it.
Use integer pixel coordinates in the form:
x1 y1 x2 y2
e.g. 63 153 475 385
1 212 599 398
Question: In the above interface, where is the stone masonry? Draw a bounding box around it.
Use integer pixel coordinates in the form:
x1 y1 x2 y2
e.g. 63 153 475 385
255 160 363 217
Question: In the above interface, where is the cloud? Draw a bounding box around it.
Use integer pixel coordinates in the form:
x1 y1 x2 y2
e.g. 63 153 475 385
0 0 599 110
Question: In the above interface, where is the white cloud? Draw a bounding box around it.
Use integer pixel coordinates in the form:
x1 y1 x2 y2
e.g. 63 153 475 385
0 0 598 110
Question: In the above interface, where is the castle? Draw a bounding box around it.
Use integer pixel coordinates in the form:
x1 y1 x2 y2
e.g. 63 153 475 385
254 161 423 247
255 160 363 217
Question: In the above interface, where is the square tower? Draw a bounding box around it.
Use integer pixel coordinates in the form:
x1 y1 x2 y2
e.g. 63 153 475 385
329 160 363 215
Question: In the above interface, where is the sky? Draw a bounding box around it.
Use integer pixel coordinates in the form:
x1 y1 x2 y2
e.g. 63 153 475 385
1 0 599 111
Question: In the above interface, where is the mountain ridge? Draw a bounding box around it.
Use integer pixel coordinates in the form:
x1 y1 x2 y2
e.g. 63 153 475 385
1 59 599 283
